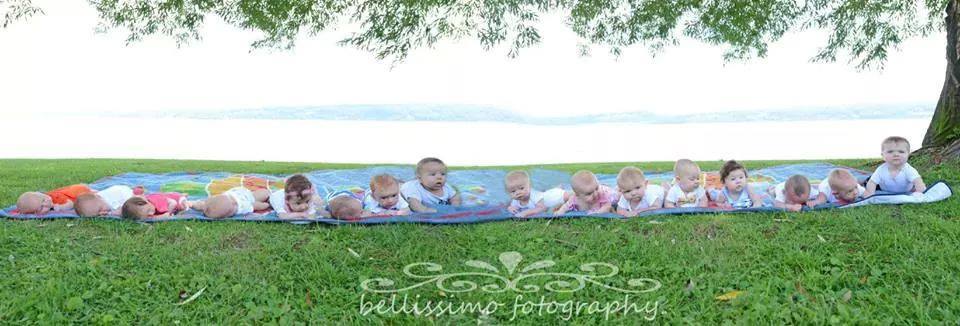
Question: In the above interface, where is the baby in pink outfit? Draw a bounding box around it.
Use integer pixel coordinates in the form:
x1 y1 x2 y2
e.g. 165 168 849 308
554 170 619 215
121 192 189 219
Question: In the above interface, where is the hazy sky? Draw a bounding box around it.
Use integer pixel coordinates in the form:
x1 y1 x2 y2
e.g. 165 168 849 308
0 0 945 117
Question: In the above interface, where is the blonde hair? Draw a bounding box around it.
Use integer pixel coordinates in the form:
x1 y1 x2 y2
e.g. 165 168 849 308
329 196 362 219
674 159 700 177
827 169 857 190
369 174 399 193
784 175 811 197
415 157 446 174
882 136 910 152
504 170 530 185
616 166 646 188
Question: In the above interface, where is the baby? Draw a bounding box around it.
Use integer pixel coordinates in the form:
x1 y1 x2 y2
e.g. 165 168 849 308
615 166 663 217
863 136 926 197
813 169 866 205
269 174 325 219
327 191 364 219
554 170 618 215
75 185 136 217
121 192 190 219
712 160 763 209
400 157 461 213
504 170 550 218
190 187 271 219
16 184 94 215
363 174 411 216
771 175 819 212
664 159 708 208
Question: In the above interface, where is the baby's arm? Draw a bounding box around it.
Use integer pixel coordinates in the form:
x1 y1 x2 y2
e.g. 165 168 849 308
773 200 802 212
712 192 731 209
450 189 462 206
167 198 180 213
616 206 635 217
748 188 764 208
396 208 411 216
697 192 709 208
863 180 879 198
54 201 74 211
553 199 573 215
278 211 311 219
637 196 665 213
517 201 548 218
663 200 677 208
912 177 927 193
591 202 614 214
407 198 437 213
811 193 827 206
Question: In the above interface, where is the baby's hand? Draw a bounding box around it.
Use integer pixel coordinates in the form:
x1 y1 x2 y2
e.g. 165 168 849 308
507 206 519 214
805 200 817 208
787 204 802 212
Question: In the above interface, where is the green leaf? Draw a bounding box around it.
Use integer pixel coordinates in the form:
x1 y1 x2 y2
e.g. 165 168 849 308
64 296 83 311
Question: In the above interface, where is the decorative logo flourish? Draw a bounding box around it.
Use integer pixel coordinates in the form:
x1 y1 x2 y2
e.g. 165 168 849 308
361 251 661 294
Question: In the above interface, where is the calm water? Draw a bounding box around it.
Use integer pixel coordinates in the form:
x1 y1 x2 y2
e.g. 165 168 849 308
2 117 930 165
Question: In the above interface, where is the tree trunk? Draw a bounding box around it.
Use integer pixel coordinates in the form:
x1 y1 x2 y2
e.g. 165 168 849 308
923 0 960 159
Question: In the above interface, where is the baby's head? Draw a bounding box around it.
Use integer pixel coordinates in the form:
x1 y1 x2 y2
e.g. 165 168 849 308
673 159 702 192
328 195 363 219
719 160 748 193
783 175 811 205
881 136 911 167
370 174 402 209
616 167 648 202
16 192 53 214
828 169 860 202
571 170 602 205
504 171 532 202
121 196 155 219
76 193 110 217
284 174 315 213
415 157 448 191
202 194 238 219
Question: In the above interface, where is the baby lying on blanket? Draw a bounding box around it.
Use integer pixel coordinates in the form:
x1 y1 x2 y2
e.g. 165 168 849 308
555 170 618 215
615 167 664 217
363 174 410 216
190 187 271 219
75 185 137 217
121 192 191 219
327 191 363 219
712 160 764 209
17 184 94 214
665 159 708 208
269 174 325 219
401 157 461 213
813 169 865 206
770 175 819 212
504 170 552 218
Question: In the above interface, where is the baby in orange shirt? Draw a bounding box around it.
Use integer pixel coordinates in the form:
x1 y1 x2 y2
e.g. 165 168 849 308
16 184 94 214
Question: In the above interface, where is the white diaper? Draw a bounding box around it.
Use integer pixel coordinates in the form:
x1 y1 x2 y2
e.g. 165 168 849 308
225 187 256 215
541 188 566 209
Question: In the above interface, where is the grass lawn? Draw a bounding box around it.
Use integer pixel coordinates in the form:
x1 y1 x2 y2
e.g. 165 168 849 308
1 158 959 324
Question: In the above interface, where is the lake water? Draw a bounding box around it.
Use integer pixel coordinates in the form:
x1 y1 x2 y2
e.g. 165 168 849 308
1 117 931 165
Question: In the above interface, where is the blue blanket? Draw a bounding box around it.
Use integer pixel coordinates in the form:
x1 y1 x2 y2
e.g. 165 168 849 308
1 163 952 224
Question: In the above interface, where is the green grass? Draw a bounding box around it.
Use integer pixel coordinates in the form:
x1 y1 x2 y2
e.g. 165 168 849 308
1 158 958 324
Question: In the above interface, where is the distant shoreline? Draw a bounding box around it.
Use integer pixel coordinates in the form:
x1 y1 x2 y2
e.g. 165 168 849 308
62 103 935 125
